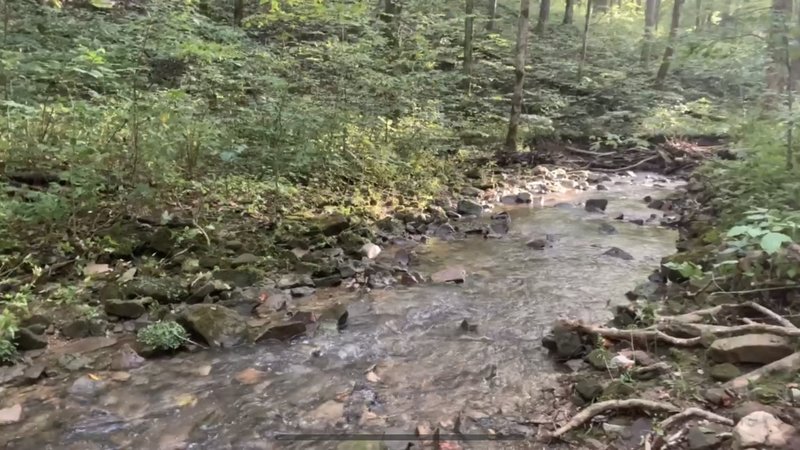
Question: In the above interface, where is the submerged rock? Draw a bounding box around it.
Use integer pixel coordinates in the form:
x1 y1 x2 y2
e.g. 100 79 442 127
585 198 608 212
110 344 145 370
603 247 634 260
182 304 247 348
598 222 617 235
431 266 466 283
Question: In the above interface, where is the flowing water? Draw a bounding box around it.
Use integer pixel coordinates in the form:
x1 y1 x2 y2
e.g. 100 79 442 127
1 175 681 450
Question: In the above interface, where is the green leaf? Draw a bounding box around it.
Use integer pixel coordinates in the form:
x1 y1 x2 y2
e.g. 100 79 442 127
760 232 793 255
90 0 113 9
726 225 750 237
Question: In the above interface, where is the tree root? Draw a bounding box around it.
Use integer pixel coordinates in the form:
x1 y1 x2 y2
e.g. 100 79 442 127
660 301 797 329
561 320 702 346
543 399 679 439
724 351 800 391
659 407 734 429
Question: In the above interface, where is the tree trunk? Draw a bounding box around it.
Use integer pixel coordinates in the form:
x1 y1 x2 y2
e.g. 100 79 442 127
655 0 662 31
563 0 575 24
578 0 593 79
535 0 551 34
501 0 532 162
464 0 475 92
655 0 684 86
233 0 244 27
487 0 498 31
694 0 702 29
594 0 609 14
768 0 793 92
640 0 657 63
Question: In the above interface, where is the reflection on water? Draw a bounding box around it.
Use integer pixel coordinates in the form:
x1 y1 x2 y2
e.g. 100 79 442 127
1 178 679 450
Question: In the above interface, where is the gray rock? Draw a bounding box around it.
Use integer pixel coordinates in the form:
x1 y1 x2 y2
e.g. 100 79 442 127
62 318 106 339
603 247 634 260
625 281 665 301
212 268 262 288
182 304 248 348
68 375 107 397
575 378 603 401
598 222 617 235
456 199 483 216
231 253 260 267
110 344 145 370
188 279 230 303
277 273 314 290
585 198 608 212
15 327 48 351
318 213 350 236
733 411 796 449
564 359 586 373
708 334 793 364
125 277 186 304
290 286 316 297
602 380 636 399
585 349 608 370
313 274 343 288
145 228 175 255
460 186 484 197
526 238 548 250
732 402 783 423
360 243 382 259
517 191 533 203
709 363 741 382
549 325 584 360
596 184 608 191
431 266 466 283
104 298 149 319
686 425 724 450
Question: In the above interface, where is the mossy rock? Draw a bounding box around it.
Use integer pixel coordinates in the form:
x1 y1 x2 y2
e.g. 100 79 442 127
602 381 636 399
124 277 187 304
709 363 741 382
181 304 247 348
585 349 609 370
576 378 603 401
144 228 175 255
212 268 263 288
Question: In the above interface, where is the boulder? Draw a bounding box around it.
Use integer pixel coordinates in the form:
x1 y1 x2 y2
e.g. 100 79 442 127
62 318 106 339
460 186 484 197
517 191 533 203
144 228 175 255
456 199 483 216
547 324 584 360
14 327 48 351
709 363 741 382
104 299 149 319
317 213 350 236
708 334 793 364
602 380 636 399
585 349 608 370
182 304 248 348
110 343 145 370
733 411 796 449
290 286 316 297
125 277 186 304
585 199 608 212
733 402 783 423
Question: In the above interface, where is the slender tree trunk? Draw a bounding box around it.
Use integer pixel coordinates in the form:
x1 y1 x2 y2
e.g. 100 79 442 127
464 0 475 92
655 0 684 86
233 0 244 27
641 0 657 63
578 0 593 79
535 0 551 35
487 0 498 31
501 0 532 161
655 0 662 31
694 0 702 29
594 0 609 14
563 0 575 24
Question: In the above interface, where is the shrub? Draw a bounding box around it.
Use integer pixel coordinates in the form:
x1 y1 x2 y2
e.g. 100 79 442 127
136 321 189 351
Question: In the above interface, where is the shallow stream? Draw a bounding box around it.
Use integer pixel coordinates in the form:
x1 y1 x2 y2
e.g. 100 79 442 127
1 175 680 450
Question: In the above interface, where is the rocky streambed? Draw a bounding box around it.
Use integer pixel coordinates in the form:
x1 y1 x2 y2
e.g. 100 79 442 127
0 170 689 449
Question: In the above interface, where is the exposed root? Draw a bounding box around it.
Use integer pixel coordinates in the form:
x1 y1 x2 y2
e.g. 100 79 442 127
660 301 797 329
659 407 734 430
724 351 800 391
743 301 798 329
543 399 679 440
561 320 702 346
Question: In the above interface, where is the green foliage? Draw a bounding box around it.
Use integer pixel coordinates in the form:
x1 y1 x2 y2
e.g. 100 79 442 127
663 260 705 280
0 339 18 365
136 321 189 351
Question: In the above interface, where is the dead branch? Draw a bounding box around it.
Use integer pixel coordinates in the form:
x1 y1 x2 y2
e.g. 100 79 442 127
564 146 617 157
659 301 796 328
544 399 679 439
743 301 798 329
659 407 734 430
561 321 703 346
724 351 800 391
590 155 660 172
687 322 800 338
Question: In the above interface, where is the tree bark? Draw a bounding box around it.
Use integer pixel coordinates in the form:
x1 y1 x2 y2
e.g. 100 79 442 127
594 0 609 14
501 0 532 162
640 0 657 63
694 0 702 29
535 0 551 35
487 0 498 31
655 0 684 86
563 0 575 24
655 0 662 31
233 0 244 27
464 0 475 92
578 0 593 79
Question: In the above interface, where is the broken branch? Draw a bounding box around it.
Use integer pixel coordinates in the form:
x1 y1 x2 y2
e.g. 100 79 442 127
724 351 800 391
544 399 679 439
659 407 734 430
